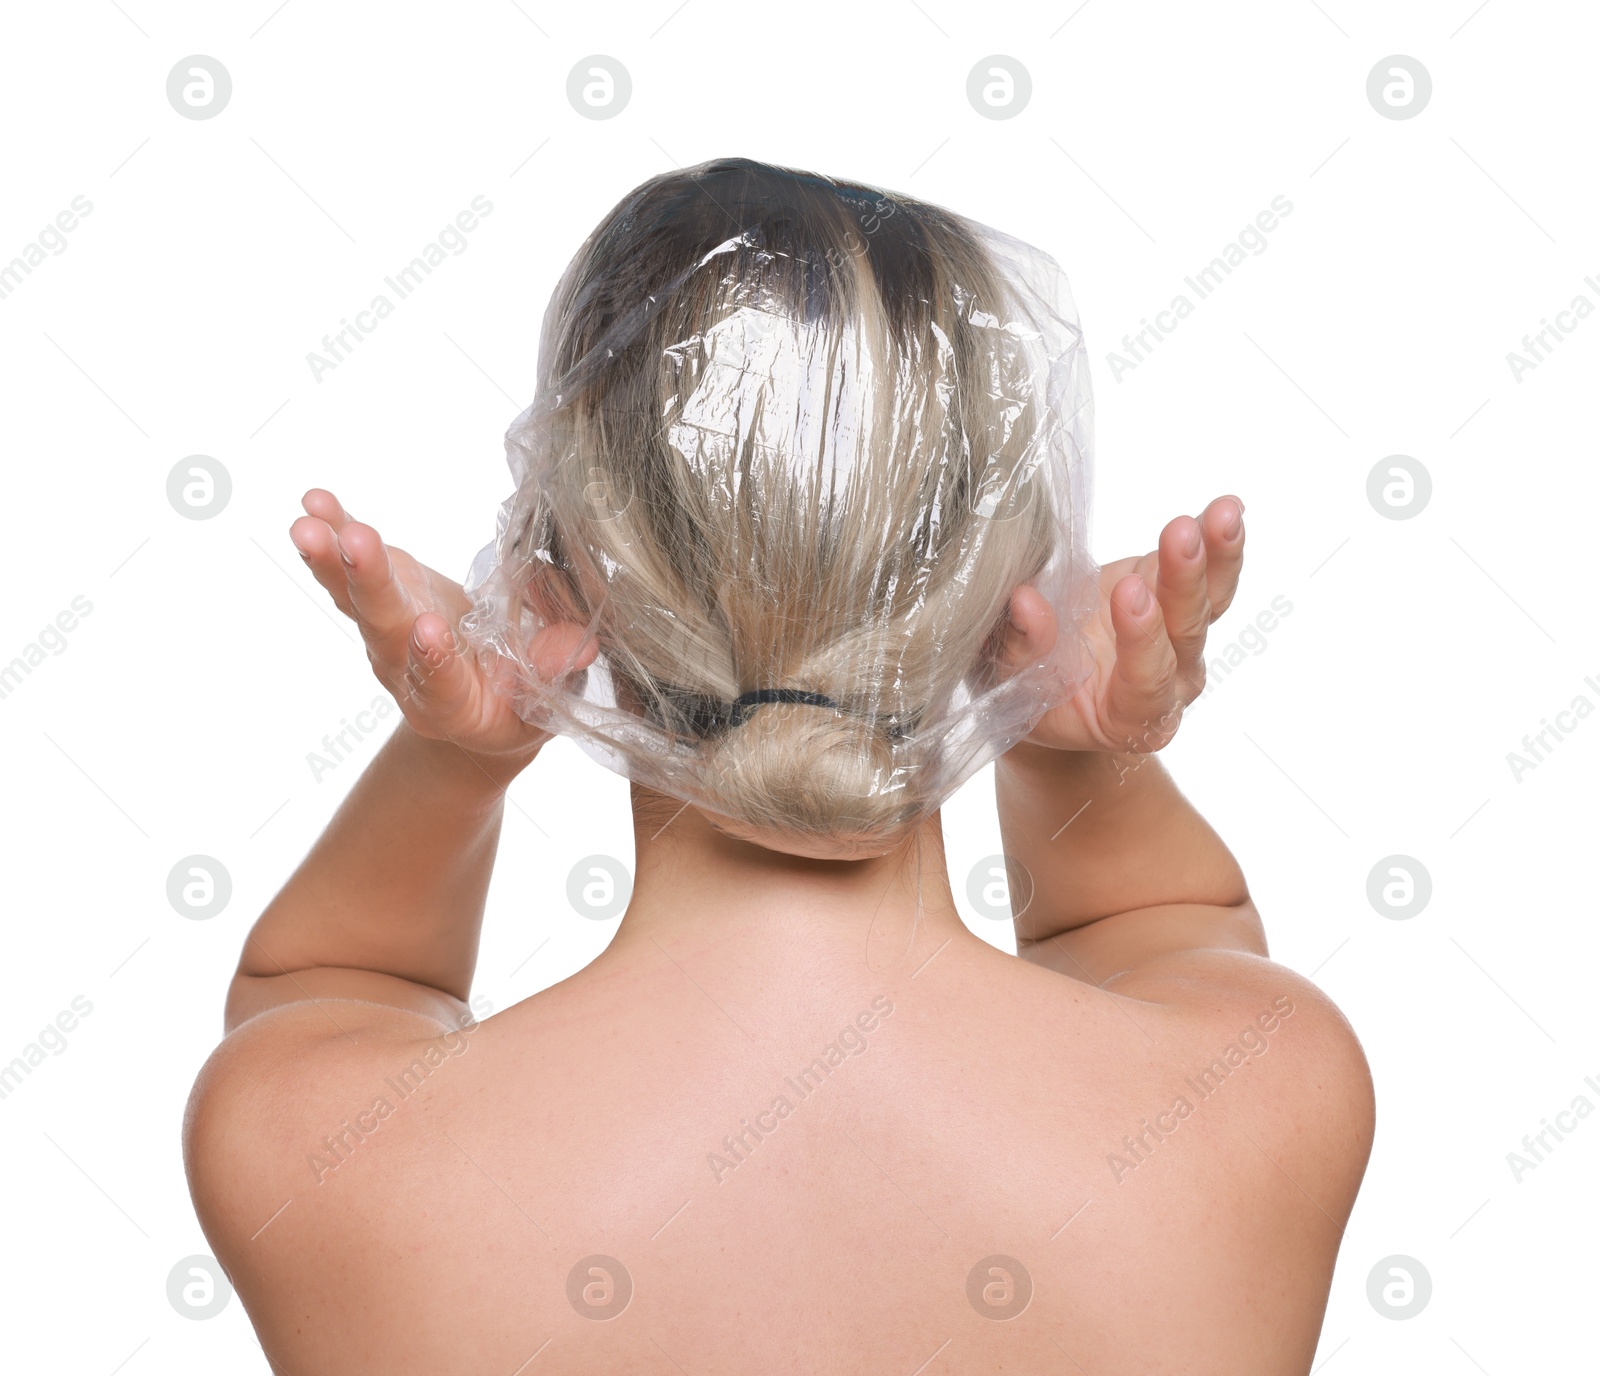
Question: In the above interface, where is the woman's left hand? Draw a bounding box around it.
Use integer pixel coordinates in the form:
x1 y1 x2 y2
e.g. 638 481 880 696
289 488 595 770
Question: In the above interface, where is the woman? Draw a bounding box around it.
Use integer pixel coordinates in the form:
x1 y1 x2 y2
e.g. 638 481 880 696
185 159 1373 1374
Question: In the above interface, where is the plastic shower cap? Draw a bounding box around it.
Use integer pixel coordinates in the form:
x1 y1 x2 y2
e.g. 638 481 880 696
460 157 1099 859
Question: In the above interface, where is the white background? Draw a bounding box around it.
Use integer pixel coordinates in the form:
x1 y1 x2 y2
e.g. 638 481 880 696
1 0 1594 1370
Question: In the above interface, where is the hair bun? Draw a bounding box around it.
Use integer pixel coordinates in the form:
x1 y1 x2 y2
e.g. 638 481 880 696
701 701 913 848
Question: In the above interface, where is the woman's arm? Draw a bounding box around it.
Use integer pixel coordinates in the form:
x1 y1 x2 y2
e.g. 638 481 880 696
991 496 1263 985
996 744 1266 986
214 488 595 1034
225 725 532 1032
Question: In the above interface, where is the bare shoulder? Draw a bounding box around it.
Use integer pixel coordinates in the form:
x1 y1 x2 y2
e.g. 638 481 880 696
182 992 486 1254
1104 949 1375 1212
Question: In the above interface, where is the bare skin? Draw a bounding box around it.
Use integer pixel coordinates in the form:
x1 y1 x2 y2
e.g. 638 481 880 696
184 492 1374 1375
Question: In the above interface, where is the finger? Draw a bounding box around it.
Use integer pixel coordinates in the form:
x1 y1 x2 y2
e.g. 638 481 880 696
302 487 354 530
1103 573 1182 749
398 613 476 725
527 621 602 683
289 514 356 619
993 584 1058 674
334 521 417 663
1198 495 1245 619
1155 514 1211 692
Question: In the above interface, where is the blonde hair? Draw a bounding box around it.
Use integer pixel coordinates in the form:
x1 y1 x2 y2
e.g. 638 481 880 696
467 158 1091 855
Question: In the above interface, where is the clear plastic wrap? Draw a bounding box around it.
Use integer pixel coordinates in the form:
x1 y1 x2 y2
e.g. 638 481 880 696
460 158 1099 858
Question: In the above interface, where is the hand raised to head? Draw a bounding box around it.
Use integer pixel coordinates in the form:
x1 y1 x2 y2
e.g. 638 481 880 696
1001 495 1246 754
289 489 598 768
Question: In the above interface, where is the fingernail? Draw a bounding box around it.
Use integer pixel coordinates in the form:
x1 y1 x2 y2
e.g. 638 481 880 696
1223 505 1243 537
1129 581 1152 614
1181 523 1202 557
338 543 355 568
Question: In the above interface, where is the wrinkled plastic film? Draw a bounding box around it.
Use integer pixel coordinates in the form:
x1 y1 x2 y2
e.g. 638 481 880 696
460 160 1099 856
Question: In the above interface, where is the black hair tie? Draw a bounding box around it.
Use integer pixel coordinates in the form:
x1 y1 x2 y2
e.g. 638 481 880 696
729 687 838 726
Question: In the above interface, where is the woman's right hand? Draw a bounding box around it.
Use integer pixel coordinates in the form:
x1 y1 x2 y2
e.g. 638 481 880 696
1003 495 1247 755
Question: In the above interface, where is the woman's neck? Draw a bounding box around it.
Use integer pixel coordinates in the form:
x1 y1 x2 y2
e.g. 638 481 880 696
599 786 973 966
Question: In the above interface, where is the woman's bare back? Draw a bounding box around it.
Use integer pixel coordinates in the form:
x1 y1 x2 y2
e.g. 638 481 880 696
189 908 1371 1376
190 487 1374 1372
